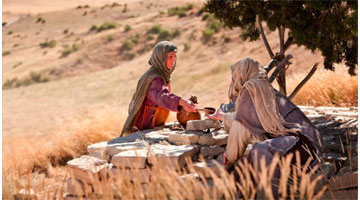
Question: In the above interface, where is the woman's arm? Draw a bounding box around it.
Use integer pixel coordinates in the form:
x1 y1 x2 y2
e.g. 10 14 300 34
146 77 196 112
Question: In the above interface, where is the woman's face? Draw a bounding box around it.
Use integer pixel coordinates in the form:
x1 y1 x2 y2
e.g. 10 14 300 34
166 51 177 70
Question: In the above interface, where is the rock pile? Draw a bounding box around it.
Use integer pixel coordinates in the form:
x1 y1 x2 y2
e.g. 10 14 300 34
65 106 358 199
66 119 228 197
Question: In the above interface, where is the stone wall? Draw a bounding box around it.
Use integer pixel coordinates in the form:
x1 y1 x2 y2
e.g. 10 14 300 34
65 106 358 199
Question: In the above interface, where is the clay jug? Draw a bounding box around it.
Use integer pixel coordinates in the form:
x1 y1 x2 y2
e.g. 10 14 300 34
177 96 201 126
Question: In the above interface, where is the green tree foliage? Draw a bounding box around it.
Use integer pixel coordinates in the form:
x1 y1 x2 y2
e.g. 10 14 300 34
204 1 357 75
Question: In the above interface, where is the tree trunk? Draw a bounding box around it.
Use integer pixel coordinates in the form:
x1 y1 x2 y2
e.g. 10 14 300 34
277 68 287 96
257 16 274 58
288 63 318 100
277 27 287 96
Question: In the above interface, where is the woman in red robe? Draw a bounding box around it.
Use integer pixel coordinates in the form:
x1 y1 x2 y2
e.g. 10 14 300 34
121 41 196 136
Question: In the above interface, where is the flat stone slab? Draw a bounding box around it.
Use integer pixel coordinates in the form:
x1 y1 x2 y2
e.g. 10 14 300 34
186 119 221 131
169 133 200 145
112 149 148 168
191 160 223 178
67 155 110 183
110 168 151 183
198 132 228 146
88 150 104 160
200 146 225 158
143 130 182 143
107 131 146 145
87 141 108 154
148 144 198 168
106 141 148 157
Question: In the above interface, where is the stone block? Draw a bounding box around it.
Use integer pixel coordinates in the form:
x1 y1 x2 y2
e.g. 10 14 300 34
111 149 148 168
88 150 105 160
14 189 38 200
148 144 198 169
110 168 151 183
200 146 225 158
106 141 148 157
180 173 200 181
320 189 358 200
191 160 223 178
143 130 182 143
186 119 221 131
322 153 347 162
67 155 109 184
329 172 358 190
107 131 147 145
169 133 200 145
87 141 107 154
66 177 93 196
198 132 228 146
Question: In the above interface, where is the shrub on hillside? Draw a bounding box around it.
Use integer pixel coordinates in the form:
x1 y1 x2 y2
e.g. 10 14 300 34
62 44 79 57
3 51 10 56
121 40 134 51
89 22 117 33
124 25 131 32
2 22 7 27
89 25 98 32
111 2 120 7
172 29 181 38
147 25 162 34
157 30 172 42
202 28 215 42
39 40 57 48
7 31 13 35
224 36 231 43
106 34 114 42
206 15 222 32
124 51 136 60
97 22 118 32
2 78 18 89
2 70 51 89
184 43 191 52
168 4 193 18
122 4 128 13
202 13 210 21
146 33 155 41
130 34 140 44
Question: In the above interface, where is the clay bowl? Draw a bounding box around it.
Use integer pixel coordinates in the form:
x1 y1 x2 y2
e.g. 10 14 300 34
196 107 216 115
203 107 216 114
176 109 201 127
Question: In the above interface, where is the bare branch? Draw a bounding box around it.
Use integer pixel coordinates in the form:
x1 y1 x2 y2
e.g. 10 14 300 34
269 54 293 83
264 59 279 73
284 36 294 52
279 26 285 56
288 63 319 100
257 16 274 58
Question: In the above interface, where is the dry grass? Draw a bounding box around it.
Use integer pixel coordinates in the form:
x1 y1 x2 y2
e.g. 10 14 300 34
2 105 126 198
6 152 327 199
288 66 358 107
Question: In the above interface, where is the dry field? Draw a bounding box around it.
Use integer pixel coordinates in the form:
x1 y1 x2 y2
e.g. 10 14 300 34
2 0 357 199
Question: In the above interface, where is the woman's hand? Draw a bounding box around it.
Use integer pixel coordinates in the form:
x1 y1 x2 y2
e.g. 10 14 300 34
179 98 197 113
205 108 224 121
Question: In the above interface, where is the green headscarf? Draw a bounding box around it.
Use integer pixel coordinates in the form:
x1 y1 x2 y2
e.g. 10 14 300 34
121 41 177 136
